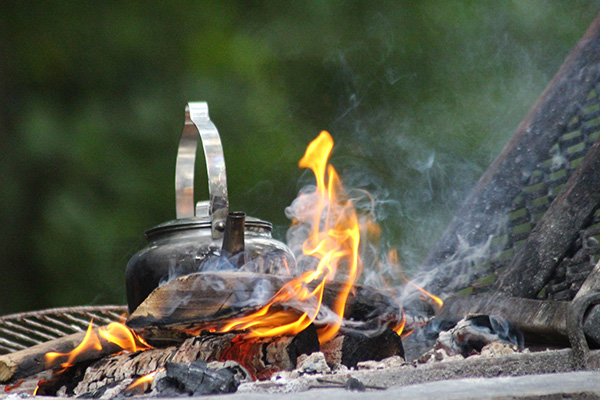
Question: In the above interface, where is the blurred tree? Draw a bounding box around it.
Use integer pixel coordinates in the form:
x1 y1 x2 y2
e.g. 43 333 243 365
0 0 598 313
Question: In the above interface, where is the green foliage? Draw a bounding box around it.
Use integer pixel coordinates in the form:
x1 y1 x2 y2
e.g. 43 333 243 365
0 1 598 313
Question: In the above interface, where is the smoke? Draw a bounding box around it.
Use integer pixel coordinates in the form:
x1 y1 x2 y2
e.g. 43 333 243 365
273 8 571 334
309 4 573 286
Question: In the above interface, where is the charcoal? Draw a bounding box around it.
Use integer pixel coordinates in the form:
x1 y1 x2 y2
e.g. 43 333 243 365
155 360 238 397
436 315 523 358
340 328 403 368
34 360 92 396
344 377 365 392
286 323 320 367
206 360 252 383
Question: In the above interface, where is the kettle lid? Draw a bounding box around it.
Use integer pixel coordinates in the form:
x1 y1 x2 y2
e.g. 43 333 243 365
144 214 272 239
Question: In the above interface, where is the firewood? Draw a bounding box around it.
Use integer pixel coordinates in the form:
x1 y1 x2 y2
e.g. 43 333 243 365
72 334 235 395
127 271 400 342
0 327 121 383
71 329 319 395
494 137 600 298
320 328 403 368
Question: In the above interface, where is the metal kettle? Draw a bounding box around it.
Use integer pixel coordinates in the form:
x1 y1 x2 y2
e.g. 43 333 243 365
125 102 296 313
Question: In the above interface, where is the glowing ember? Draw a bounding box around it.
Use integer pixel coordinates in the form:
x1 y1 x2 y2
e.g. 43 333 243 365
125 368 164 394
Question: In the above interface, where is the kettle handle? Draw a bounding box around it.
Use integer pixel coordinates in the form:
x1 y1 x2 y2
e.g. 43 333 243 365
175 102 229 239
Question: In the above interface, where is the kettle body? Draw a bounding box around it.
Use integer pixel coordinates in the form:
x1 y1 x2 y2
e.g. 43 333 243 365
125 103 296 313
125 216 295 313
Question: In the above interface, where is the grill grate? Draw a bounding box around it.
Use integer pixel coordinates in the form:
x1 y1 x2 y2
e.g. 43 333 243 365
0 305 127 355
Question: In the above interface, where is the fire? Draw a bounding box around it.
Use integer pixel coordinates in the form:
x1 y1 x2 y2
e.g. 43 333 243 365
406 280 444 308
392 309 406 335
210 131 362 343
387 248 443 309
44 320 151 373
383 248 443 336
125 368 164 395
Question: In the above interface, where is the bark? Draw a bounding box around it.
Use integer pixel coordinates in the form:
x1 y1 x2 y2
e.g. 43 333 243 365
0 327 121 383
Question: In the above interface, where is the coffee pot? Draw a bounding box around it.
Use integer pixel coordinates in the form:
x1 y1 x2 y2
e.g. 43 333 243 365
125 102 296 313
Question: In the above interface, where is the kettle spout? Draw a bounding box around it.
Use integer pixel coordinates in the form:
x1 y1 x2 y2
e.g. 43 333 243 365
221 211 246 267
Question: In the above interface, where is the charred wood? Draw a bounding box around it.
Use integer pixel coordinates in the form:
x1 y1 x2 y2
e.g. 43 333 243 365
321 328 403 368
0 327 122 383
154 359 239 397
127 271 401 343
72 329 319 394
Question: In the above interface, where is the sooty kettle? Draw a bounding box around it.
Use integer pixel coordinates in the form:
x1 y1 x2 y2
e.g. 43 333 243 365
125 102 296 313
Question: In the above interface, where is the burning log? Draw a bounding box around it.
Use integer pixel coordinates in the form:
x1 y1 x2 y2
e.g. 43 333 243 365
0 326 124 383
67 328 320 396
70 328 401 396
494 136 600 298
0 320 150 385
127 271 401 343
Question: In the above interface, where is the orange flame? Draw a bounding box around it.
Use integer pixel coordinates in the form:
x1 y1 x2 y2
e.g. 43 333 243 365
388 249 443 309
210 131 362 343
392 309 406 335
407 280 443 308
125 368 164 394
44 319 151 373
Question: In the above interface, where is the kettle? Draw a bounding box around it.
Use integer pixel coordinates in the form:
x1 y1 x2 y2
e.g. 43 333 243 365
125 102 296 313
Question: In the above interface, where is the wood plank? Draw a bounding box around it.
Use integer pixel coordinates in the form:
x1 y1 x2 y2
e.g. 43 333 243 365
127 271 402 342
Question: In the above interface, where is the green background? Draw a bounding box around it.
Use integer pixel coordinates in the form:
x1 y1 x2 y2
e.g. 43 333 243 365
1 1 598 314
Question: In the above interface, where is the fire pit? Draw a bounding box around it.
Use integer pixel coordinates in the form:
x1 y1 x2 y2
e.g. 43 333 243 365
1 13 600 400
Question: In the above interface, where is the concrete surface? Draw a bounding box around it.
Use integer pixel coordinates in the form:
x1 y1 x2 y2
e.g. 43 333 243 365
168 371 600 400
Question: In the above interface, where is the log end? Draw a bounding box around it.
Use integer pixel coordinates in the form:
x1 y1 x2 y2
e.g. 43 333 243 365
0 356 18 383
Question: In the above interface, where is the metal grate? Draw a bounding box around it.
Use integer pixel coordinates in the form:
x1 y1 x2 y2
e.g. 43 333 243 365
451 81 600 297
0 305 127 355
